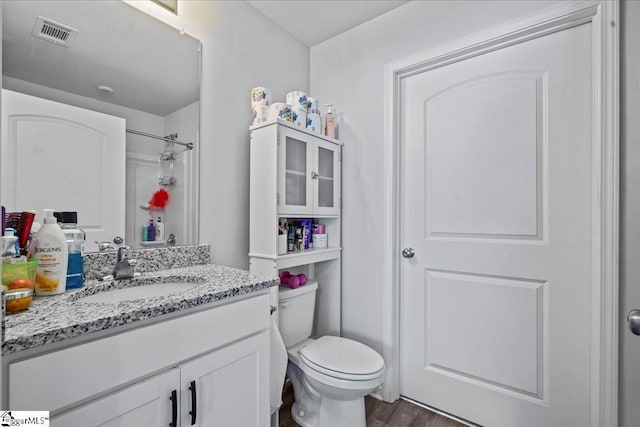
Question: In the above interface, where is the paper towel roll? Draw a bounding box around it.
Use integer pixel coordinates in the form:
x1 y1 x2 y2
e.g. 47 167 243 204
270 315 288 414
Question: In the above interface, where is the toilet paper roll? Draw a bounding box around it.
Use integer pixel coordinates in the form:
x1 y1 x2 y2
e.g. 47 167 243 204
251 87 272 107
307 97 320 114
306 112 322 134
269 103 293 122
270 316 288 414
251 105 269 126
286 91 308 111
292 108 307 127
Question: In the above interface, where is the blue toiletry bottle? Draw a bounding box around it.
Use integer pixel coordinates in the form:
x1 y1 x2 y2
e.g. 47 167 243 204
54 211 85 289
142 223 148 242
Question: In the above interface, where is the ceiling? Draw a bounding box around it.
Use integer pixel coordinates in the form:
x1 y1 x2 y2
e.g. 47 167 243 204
2 1 409 115
247 0 410 46
2 1 200 116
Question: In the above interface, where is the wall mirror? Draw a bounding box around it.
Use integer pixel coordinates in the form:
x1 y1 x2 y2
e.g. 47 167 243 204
1 0 200 252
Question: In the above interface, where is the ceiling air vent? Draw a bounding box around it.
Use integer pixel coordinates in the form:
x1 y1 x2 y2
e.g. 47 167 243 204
31 16 78 47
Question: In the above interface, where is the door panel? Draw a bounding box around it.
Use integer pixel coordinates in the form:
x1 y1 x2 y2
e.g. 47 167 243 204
278 127 313 215
180 332 269 427
52 368 179 427
1 89 125 251
313 139 341 216
400 23 592 426
426 73 542 238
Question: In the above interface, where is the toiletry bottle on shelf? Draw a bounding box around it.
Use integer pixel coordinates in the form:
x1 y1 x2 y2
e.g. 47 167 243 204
324 104 337 139
1 232 19 264
147 219 156 241
34 209 68 295
287 222 295 252
156 216 164 241
54 211 85 290
142 223 148 242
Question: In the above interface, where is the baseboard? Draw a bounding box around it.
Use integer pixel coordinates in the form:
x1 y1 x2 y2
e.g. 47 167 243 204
400 395 477 427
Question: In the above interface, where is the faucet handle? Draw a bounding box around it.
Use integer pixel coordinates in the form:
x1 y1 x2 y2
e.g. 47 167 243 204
96 241 115 252
117 245 132 262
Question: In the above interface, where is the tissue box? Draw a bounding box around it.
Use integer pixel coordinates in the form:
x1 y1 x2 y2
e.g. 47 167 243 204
312 233 327 248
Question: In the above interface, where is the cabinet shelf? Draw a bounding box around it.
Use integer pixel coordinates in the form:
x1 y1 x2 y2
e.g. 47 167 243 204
250 118 343 146
286 169 306 176
249 247 341 269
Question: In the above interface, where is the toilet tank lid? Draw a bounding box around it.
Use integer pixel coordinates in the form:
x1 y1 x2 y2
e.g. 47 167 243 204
278 281 318 301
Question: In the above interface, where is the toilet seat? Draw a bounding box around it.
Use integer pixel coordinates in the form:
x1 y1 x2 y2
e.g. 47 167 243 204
299 336 385 381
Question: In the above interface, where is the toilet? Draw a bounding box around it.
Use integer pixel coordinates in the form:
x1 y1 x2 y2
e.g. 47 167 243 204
278 281 385 427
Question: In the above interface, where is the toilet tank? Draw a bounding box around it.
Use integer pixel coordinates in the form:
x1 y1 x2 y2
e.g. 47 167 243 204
278 281 318 348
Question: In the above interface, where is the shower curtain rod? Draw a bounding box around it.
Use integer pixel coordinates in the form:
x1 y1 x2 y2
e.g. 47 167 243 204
126 128 194 150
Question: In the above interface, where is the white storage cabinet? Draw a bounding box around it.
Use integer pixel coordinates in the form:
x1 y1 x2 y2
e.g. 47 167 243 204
249 119 342 337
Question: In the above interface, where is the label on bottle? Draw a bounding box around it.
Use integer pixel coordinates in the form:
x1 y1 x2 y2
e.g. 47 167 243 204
34 234 67 295
66 252 85 289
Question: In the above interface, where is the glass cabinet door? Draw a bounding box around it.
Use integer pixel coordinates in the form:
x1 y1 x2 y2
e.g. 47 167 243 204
313 139 341 216
278 129 313 214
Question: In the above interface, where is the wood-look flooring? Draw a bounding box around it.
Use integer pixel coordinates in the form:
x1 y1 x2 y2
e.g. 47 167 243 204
279 380 467 427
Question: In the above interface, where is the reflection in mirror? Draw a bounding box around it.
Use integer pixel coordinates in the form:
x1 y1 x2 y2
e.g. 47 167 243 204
1 0 200 252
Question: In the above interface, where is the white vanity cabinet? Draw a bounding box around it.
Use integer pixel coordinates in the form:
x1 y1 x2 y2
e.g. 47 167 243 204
249 119 342 338
6 293 270 427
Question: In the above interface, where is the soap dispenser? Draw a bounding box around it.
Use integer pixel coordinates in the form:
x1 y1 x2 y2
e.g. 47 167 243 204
324 103 337 139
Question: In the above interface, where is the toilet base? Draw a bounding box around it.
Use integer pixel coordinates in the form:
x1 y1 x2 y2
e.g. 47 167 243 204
288 362 368 427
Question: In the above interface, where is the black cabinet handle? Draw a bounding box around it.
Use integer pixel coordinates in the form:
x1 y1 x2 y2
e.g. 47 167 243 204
188 380 197 425
169 389 177 427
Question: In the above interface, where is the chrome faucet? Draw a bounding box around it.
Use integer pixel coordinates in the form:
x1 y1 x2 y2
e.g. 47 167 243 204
112 246 138 280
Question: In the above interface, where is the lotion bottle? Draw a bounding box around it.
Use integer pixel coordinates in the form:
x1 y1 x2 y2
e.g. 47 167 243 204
324 104 337 139
156 216 164 241
34 209 68 295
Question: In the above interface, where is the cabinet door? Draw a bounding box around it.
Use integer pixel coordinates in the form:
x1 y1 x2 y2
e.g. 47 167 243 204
313 140 341 216
52 368 179 427
180 331 269 427
278 127 313 215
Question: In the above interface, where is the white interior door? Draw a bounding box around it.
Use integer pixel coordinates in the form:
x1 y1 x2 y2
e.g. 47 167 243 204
400 23 594 426
1 89 125 251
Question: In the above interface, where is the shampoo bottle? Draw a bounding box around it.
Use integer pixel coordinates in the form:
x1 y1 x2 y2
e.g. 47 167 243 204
34 209 68 295
147 219 156 242
324 103 337 139
156 216 164 241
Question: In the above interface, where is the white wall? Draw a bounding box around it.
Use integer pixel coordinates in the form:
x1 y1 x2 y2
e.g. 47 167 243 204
164 101 200 246
127 1 310 268
310 0 568 352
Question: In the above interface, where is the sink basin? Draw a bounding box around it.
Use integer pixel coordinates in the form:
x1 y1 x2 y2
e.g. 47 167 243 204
80 282 199 303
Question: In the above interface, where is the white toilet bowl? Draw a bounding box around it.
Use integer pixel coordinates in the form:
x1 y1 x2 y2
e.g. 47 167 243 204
285 336 385 427
278 282 386 427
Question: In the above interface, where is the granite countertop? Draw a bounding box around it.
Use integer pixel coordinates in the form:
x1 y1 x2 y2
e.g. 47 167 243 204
3 264 279 355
